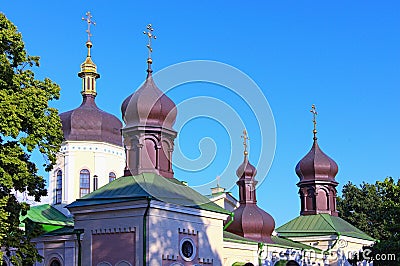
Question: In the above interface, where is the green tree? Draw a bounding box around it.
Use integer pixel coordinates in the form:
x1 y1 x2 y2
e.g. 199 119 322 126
337 177 400 266
0 13 63 264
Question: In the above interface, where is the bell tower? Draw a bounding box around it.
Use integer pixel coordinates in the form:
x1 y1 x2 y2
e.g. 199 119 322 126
121 24 177 178
295 105 339 216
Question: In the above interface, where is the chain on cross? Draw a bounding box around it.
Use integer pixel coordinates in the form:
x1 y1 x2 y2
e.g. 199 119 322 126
310 104 318 139
241 129 250 156
82 12 96 42
143 24 157 60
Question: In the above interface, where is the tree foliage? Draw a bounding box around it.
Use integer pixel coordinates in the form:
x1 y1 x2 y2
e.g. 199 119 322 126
337 177 400 266
0 13 63 264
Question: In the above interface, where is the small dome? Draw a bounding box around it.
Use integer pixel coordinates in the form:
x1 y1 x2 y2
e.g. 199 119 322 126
295 139 338 181
227 204 275 243
236 156 257 179
60 95 123 147
121 74 177 129
226 149 276 243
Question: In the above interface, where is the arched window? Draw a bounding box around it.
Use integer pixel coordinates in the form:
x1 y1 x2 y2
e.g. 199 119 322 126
49 258 62 266
97 262 112 266
109 172 116 183
55 170 62 204
115 261 131 266
80 169 90 198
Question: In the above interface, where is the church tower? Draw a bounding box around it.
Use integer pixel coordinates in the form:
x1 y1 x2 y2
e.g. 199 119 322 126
295 105 339 216
121 24 177 178
277 106 374 255
226 130 275 243
49 13 124 212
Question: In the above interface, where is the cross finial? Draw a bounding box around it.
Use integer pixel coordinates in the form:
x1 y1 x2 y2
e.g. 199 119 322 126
143 24 157 73
216 176 221 187
82 11 96 42
241 129 250 156
310 104 318 140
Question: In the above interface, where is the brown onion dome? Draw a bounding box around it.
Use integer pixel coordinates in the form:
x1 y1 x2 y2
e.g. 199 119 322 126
295 138 338 182
226 132 275 243
236 156 257 179
60 95 123 147
60 41 123 147
121 71 177 129
228 203 275 243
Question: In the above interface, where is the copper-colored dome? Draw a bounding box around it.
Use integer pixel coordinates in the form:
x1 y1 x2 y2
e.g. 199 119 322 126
121 74 177 129
226 152 276 243
227 204 275 243
236 156 257 179
295 139 338 181
60 95 123 147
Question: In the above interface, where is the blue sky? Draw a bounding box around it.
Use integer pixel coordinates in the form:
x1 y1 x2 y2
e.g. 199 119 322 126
2 1 399 226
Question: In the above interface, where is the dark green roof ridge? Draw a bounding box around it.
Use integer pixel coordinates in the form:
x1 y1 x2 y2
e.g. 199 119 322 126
68 173 230 215
223 231 258 245
223 232 322 251
270 236 322 251
276 214 375 241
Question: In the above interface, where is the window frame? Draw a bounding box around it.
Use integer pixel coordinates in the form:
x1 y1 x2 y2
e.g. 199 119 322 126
80 169 90 198
55 170 62 204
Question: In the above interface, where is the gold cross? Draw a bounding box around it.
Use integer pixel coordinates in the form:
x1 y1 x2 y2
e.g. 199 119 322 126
241 129 250 156
310 104 318 139
143 24 157 60
82 12 96 42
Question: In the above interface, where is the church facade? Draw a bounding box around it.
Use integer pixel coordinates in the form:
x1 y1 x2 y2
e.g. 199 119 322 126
12 21 376 266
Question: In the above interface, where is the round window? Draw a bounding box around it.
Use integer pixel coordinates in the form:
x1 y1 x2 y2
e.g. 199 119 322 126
179 238 196 261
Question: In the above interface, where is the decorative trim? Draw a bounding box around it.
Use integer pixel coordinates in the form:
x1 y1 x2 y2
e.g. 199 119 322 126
198 257 214 264
46 252 64 266
178 228 198 235
179 237 196 262
91 227 135 235
115 260 132 266
161 254 178 261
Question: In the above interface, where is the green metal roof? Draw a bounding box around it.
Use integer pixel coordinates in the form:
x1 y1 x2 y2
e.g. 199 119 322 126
231 262 247 266
276 214 375 241
42 226 76 236
20 204 73 227
270 236 322 251
223 232 321 251
223 231 258 245
67 173 230 215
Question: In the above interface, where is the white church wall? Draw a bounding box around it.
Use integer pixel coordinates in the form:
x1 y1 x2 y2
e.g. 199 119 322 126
32 235 76 266
49 141 125 208
69 199 229 266
70 200 148 266
146 203 227 266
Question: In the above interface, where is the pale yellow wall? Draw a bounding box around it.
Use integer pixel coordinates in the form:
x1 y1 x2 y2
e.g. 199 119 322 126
49 140 125 207
223 241 258 265
213 197 226 209
208 194 239 213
